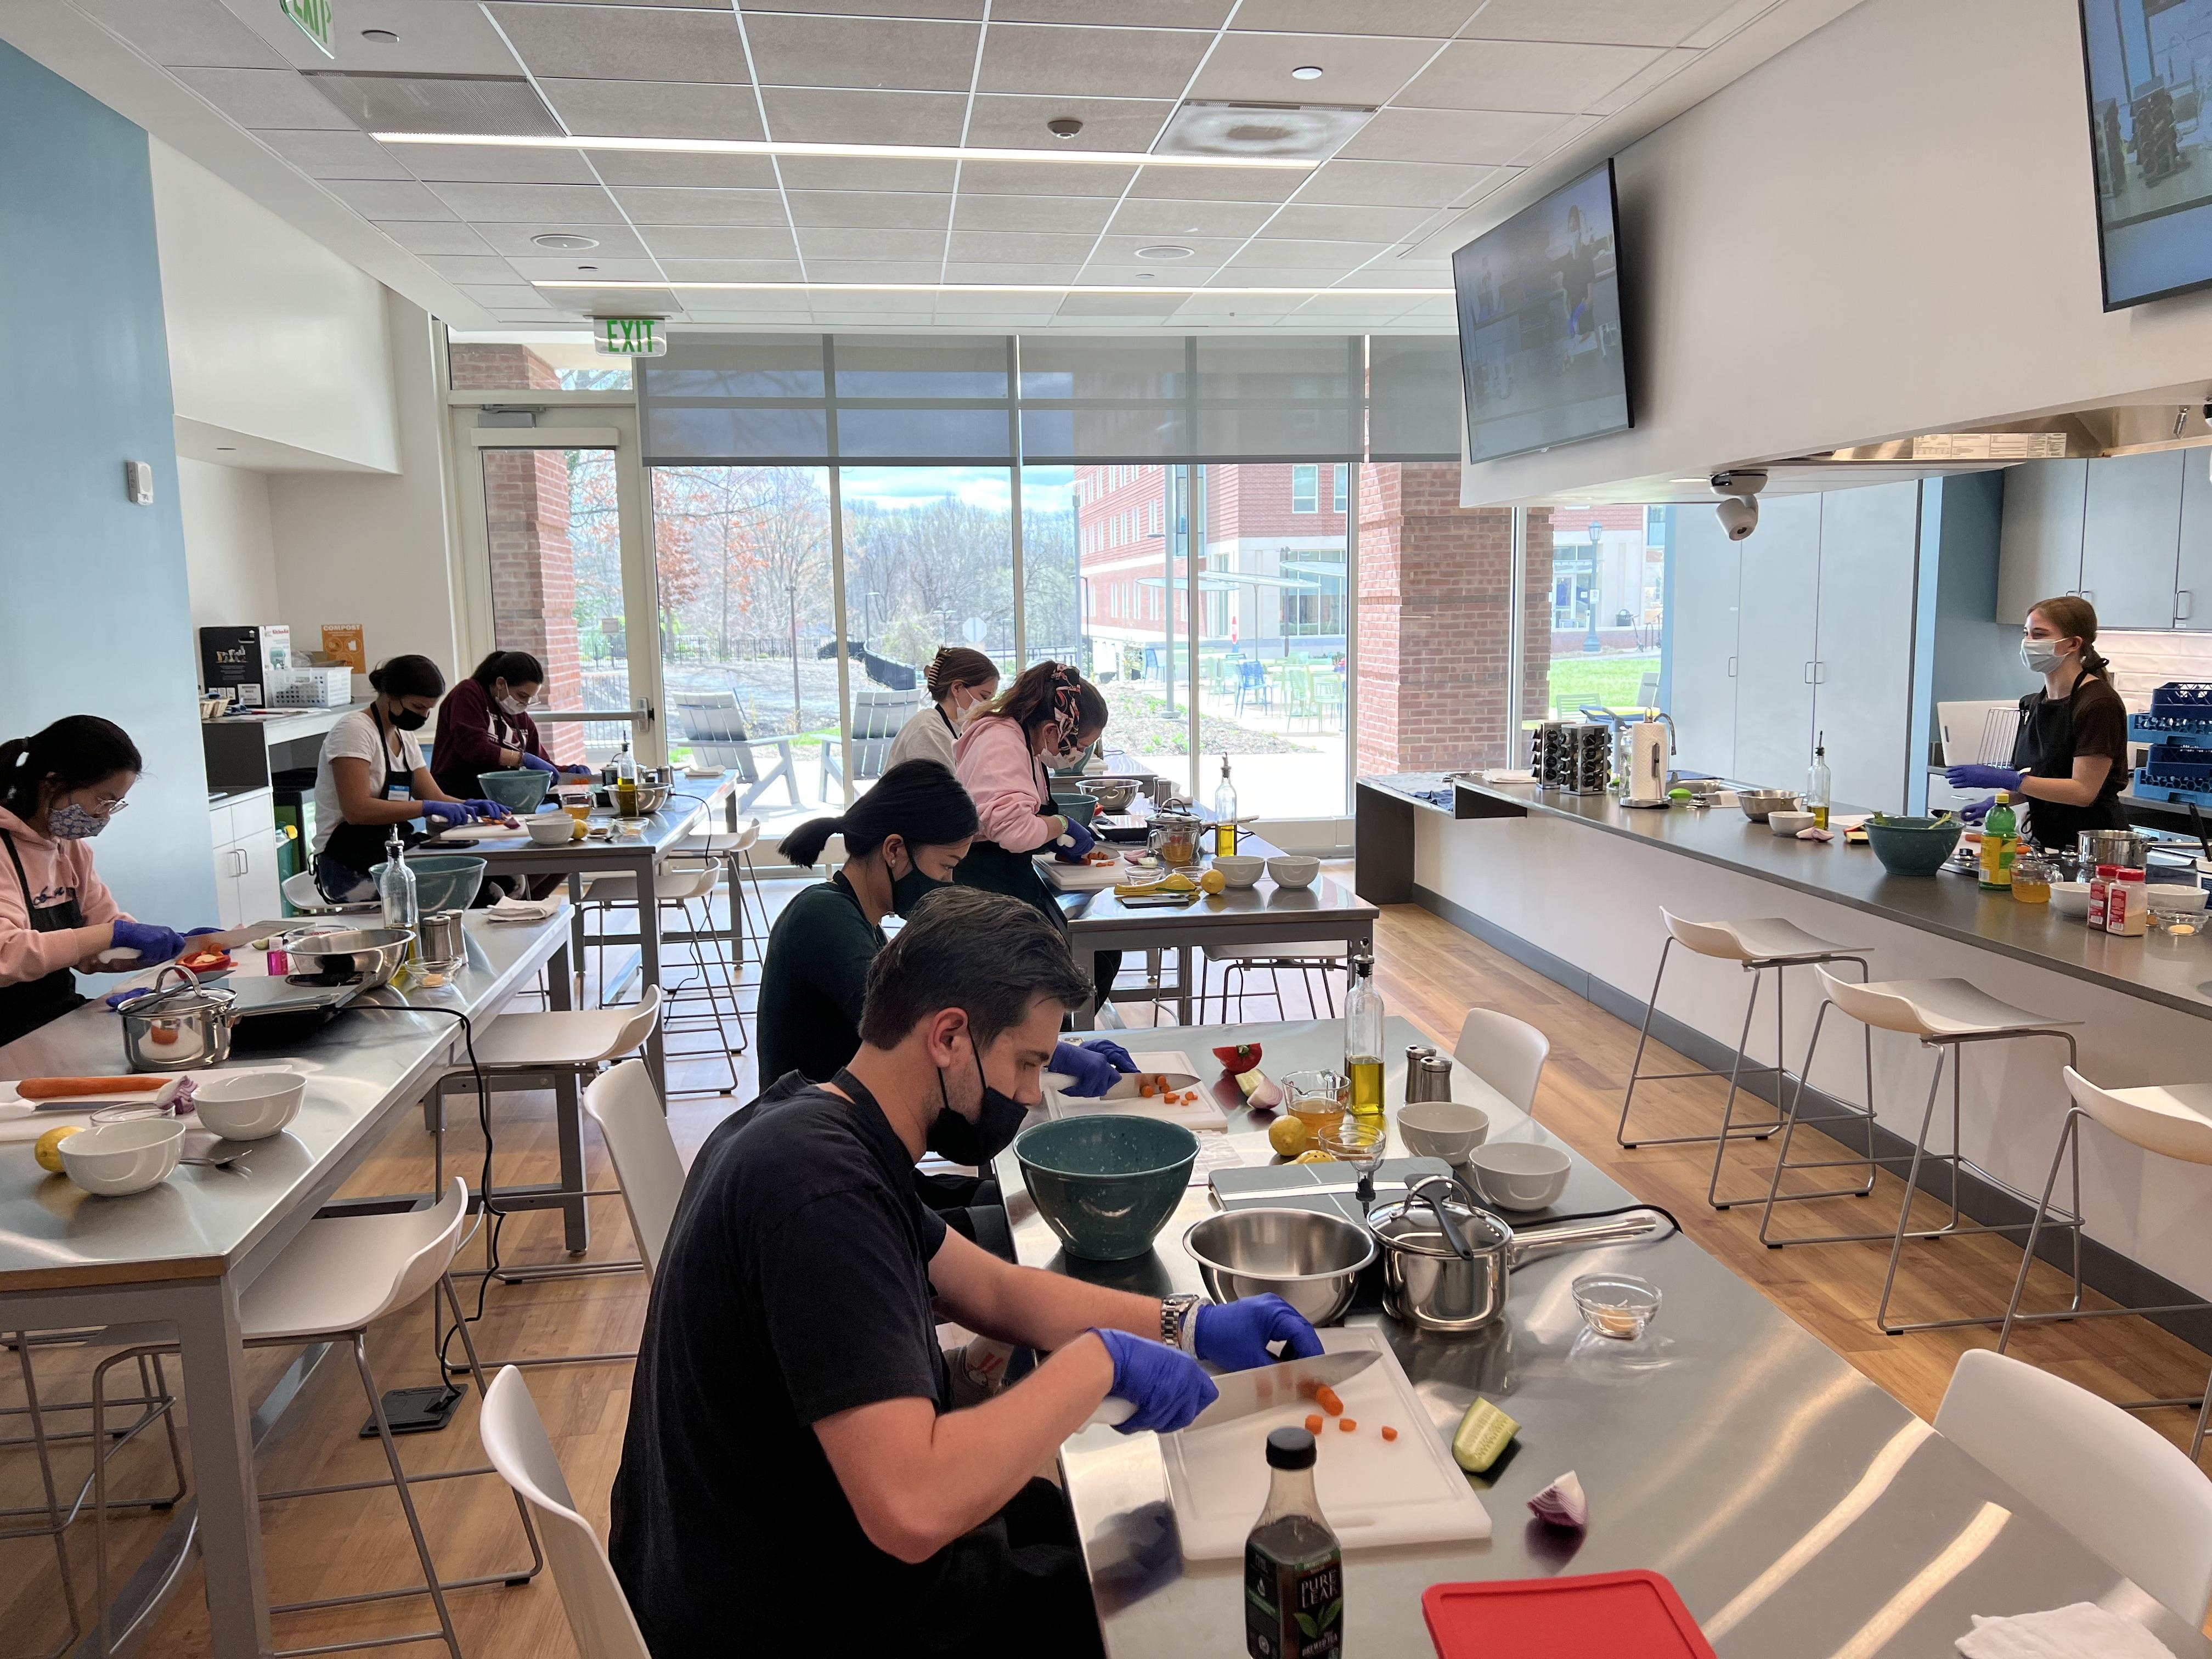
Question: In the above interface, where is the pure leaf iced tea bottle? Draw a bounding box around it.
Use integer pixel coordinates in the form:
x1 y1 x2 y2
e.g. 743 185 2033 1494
1246 1426 1342 1659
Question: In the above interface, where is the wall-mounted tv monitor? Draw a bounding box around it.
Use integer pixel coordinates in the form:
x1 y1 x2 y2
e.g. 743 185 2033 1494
1453 160 1632 466
2079 0 2212 308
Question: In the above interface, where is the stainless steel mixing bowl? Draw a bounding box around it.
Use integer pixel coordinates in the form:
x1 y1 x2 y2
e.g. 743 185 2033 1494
1181 1207 1377 1327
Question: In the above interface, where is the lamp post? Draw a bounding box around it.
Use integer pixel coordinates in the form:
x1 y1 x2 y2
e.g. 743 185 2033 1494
1581 522 1604 653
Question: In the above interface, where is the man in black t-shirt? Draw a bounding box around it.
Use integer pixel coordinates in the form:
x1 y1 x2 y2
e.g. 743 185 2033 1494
610 887 1322 1658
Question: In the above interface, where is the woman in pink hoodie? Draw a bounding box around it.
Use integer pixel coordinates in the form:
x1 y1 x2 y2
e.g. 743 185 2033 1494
951 661 1120 1010
0 716 201 1045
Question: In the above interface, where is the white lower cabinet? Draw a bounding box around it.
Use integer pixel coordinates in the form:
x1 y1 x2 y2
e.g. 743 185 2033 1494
209 791 281 930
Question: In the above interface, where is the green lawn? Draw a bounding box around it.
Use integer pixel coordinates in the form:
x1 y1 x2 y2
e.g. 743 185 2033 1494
1543 652 1658 717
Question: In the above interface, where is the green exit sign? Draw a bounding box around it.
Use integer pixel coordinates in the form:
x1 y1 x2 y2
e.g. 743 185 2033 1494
279 0 335 57
595 317 667 357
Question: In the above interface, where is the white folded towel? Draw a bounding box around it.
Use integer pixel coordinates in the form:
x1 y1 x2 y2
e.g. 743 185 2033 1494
484 896 560 924
1480 769 1537 785
1956 1604 2176 1658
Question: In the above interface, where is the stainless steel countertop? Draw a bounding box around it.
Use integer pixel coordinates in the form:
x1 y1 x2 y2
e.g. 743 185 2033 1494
1062 870 1376 943
1445 776 2212 1025
0 907 571 1289
1003 1017 2210 1657
450 774 736 868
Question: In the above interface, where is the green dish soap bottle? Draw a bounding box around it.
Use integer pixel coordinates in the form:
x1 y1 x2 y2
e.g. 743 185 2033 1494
1246 1426 1342 1659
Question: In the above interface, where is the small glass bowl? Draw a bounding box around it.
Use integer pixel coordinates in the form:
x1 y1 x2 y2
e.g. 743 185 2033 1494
1572 1272 1662 1341
1317 1113 1387 1173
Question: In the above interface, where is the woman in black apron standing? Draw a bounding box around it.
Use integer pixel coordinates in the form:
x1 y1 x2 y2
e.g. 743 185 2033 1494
0 716 204 1046
1945 595 2131 850
951 661 1121 1011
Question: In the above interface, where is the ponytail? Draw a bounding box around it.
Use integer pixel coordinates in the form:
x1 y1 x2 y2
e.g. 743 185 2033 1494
776 759 979 869
471 650 544 690
778 814 846 870
367 654 445 701
981 660 1108 752
2027 594 2110 676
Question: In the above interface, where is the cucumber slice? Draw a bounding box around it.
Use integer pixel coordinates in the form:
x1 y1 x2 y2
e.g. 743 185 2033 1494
1452 1397 1519 1474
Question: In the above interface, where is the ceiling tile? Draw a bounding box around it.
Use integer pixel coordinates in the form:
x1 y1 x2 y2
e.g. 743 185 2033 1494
797 227 951 261
759 89 968 145
493 309 566 321
1079 261 1226 284
1197 264 1374 288
953 193 1114 233
1509 112 1600 166
977 25 1210 99
1228 0 1458 35
487 3 753 81
994 0 1230 21
808 290 941 313
675 296 818 319
1223 238 1378 268
390 141 600 184
962 94 1173 153
943 262 1086 285
1089 233 1246 265
745 14 980 92
173 67 356 129
947 229 1105 265
1106 197 1276 239
1587 48 1700 116
472 222 648 256
538 78 765 140
614 187 788 226
254 0 520 74
375 219 495 256
733 0 984 14
656 258 807 281
1125 165 1303 203
592 151 781 188
955 159 1135 198
1261 202 1436 241
1170 294 1295 317
420 255 528 283
777 155 960 192
1056 292 1181 318
505 255 670 280
459 284 562 309
1190 31 1441 105
324 178 456 219
787 190 955 230
1460 0 1736 47
1298 159 1503 207
259 129 412 180
543 284 687 315
641 225 802 259
805 261 953 283
1398 39 1664 114
75 0 289 69
1339 106 1574 164
427 181 625 223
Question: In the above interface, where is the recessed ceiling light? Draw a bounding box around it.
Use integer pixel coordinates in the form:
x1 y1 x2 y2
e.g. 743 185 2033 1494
370 131 1318 170
532 232 599 251
1135 245 1194 261
1290 65 1324 80
534 279 1452 297
577 264 598 273
361 28 399 43
1135 272 1155 280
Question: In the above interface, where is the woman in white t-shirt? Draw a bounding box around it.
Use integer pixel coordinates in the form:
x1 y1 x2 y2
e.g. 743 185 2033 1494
883 646 1001 775
312 655 508 901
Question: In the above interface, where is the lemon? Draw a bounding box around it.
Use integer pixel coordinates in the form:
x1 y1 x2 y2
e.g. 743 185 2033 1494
1293 1149 1338 1165
1199 868 1226 895
1267 1115 1310 1157
34 1125 81 1174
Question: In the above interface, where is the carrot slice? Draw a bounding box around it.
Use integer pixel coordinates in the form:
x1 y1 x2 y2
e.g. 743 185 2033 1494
1304 1414 1324 1436
1338 1418 1357 1432
1380 1426 1399 1442
1312 1385 1343 1417
1138 1083 1155 1097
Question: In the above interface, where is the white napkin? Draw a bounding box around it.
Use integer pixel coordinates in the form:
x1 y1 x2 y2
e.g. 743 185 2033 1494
484 896 560 924
1956 1604 2176 1658
1481 769 1537 785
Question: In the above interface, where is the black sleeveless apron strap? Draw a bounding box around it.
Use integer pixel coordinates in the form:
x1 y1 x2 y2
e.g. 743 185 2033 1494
320 707 421 896
0 829 88 1046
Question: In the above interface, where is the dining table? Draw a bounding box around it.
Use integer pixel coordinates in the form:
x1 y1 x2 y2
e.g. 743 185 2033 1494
0 905 575 1657
998 1015 2212 1657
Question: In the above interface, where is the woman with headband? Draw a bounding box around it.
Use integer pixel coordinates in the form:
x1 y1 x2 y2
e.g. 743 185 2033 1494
884 645 1001 775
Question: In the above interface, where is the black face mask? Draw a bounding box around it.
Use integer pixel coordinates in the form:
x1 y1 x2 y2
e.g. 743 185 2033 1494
927 1041 1028 1165
389 707 429 732
891 864 951 918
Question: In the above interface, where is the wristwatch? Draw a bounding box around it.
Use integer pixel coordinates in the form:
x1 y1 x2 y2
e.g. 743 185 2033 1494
1160 1294 1203 1352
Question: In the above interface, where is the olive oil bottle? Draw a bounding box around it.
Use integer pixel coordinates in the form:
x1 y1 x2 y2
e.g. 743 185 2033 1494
1345 953 1384 1116
1246 1427 1342 1659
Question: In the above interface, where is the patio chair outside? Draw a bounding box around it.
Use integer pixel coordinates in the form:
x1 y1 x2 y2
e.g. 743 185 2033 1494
670 691 802 815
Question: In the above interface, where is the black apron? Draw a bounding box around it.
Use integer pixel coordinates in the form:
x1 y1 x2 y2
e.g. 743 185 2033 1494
2010 683 2130 850
0 829 88 1046
319 707 421 896
951 749 1119 1013
830 1068 1015 1263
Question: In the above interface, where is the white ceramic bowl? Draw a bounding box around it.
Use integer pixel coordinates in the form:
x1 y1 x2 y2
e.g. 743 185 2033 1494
1397 1099 1492 1163
58 1118 184 1196
1266 856 1320 890
526 812 575 846
2049 881 2092 918
191 1070 303 1141
1769 810 1817 837
1210 855 1265 888
1465 1141 1572 1212
2147 884 2209 915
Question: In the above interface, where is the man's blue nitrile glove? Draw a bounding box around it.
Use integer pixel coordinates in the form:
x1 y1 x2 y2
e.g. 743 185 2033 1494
1946 764 2023 793
464 799 516 822
561 764 595 777
517 752 558 775
1192 1294 1325 1372
421 800 471 830
1092 1329 1218 1434
1959 796 1995 825
183 926 223 939
109 919 185 965
1053 1039 1138 1097
1053 815 1098 862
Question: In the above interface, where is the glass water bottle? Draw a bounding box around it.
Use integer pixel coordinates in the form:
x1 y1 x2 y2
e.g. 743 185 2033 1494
1805 731 1832 831
378 825 418 939
1245 1427 1341 1659
1345 952 1384 1116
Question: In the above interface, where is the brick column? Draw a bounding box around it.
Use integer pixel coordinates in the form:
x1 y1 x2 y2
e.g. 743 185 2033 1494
1356 464 1551 775
451 345 586 765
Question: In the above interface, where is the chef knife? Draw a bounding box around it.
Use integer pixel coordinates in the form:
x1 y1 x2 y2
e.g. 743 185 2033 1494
1087 1348 1378 1432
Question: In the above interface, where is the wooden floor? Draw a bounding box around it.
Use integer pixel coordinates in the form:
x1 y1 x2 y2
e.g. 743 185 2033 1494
7 872 2210 1657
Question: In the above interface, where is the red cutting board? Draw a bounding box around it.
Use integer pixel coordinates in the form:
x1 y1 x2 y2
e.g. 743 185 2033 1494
1423 1571 1717 1658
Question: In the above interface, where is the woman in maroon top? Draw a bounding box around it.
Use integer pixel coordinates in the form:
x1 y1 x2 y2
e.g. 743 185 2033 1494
431 650 588 798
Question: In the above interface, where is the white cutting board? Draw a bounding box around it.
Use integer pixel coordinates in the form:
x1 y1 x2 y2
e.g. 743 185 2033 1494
1042 1049 1215 1127
1035 855 1130 891
1160 1327 1492 1561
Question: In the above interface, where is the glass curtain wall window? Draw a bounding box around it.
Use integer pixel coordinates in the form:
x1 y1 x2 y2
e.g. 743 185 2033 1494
1531 505 1670 726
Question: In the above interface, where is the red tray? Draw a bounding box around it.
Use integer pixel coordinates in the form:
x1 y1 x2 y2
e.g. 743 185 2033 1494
1424 1571 1718 1658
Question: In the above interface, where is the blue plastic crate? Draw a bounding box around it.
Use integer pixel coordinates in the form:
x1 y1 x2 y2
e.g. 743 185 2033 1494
2131 773 2212 810
2130 712 2212 744
2151 682 2212 713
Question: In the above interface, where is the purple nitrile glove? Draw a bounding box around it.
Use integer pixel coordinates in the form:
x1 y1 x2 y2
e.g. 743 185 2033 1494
560 764 595 777
108 919 185 965
420 799 470 830
1054 815 1098 862
183 926 224 938
1946 763 2023 793
1091 1329 1218 1434
517 752 558 775
463 798 516 822
1192 1294 1325 1372
1959 796 1995 825
1052 1039 1137 1097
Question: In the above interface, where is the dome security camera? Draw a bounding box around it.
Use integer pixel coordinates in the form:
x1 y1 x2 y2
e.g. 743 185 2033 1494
1708 468 1768 496
1716 495 1760 540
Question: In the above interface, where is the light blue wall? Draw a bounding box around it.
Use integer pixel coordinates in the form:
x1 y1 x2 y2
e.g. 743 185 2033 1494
0 40 214 925
1906 472 2029 812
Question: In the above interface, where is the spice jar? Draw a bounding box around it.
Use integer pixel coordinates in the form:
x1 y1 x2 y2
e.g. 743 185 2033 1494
2089 863 2119 929
2107 867 2148 936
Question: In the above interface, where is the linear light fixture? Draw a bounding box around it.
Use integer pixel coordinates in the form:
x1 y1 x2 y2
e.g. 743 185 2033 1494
372 131 1319 169
533 280 1452 296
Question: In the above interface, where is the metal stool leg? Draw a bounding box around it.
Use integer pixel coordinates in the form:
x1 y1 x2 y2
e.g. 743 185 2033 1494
9 1333 80 1656
353 1333 464 1659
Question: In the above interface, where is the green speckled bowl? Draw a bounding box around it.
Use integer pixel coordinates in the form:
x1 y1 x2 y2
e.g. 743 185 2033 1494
1866 814 1963 878
1014 1115 1198 1261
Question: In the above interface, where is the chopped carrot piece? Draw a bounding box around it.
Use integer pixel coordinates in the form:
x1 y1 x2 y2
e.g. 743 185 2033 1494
1338 1418 1357 1432
1380 1426 1399 1442
1313 1385 1343 1417
1305 1414 1324 1435
1297 1379 1319 1401
1139 1083 1155 1097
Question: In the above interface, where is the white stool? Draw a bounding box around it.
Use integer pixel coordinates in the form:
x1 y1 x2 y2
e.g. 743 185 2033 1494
1620 911 1874 1212
1999 1067 2212 1457
582 861 744 1093
91 1181 541 1658
1757 966 2084 1335
675 818 769 966
581 1060 687 1281
1203 941 1348 1023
